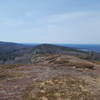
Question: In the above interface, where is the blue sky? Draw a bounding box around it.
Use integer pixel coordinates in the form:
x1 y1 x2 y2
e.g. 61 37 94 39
0 0 100 44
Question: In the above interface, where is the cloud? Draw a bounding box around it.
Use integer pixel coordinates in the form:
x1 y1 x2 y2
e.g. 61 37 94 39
35 11 98 26
31 11 100 43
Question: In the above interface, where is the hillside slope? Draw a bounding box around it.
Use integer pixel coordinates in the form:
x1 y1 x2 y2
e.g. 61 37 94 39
0 41 33 64
0 54 100 100
0 42 100 64
32 44 83 54
0 43 86 64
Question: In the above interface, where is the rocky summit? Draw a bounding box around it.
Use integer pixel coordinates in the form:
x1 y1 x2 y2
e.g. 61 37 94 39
0 43 100 100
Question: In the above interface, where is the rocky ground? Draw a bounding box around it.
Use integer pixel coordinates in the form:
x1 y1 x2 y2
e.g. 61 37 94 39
0 54 100 100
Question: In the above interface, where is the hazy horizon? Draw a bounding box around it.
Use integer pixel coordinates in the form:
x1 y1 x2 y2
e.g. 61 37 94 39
0 0 100 44
1 40 100 45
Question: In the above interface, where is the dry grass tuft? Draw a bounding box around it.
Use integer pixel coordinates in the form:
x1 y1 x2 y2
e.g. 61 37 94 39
23 75 96 100
68 62 94 70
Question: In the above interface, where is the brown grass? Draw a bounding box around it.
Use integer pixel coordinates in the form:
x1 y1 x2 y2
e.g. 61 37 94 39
53 59 94 70
0 64 24 69
68 62 94 70
23 75 96 100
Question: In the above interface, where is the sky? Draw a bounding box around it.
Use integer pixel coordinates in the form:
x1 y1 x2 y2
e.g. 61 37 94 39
0 0 100 44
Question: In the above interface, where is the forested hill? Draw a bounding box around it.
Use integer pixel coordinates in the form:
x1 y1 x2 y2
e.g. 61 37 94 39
0 42 100 64
0 41 34 64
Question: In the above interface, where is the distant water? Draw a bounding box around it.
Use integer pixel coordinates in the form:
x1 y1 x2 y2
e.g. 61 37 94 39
58 44 100 53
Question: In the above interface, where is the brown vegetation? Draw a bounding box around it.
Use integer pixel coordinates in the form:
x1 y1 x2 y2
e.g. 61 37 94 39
23 75 96 100
0 54 100 100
